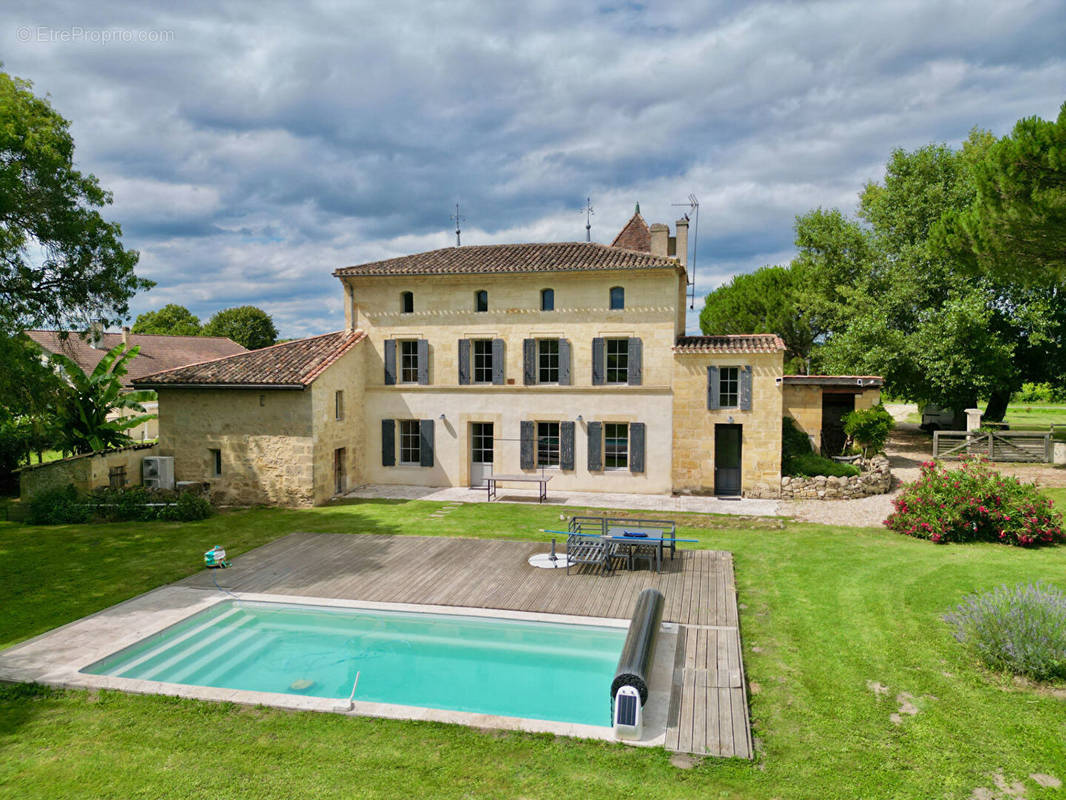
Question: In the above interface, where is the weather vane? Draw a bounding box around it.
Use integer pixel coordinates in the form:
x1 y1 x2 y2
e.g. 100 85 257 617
583 197 594 242
451 201 466 247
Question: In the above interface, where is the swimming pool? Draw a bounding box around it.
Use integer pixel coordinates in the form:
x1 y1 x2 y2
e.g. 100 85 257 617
82 600 627 727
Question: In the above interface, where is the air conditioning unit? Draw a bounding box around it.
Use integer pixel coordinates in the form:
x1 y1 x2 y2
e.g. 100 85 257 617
613 685 643 740
142 456 175 490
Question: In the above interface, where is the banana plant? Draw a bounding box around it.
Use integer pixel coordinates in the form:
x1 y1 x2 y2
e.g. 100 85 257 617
49 343 158 454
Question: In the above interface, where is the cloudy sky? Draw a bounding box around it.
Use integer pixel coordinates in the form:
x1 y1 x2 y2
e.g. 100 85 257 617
5 0 1065 337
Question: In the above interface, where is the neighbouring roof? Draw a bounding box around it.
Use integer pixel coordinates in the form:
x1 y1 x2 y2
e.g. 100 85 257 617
610 210 652 252
673 335 787 354
132 330 366 389
25 330 248 387
782 375 884 387
333 241 679 278
16 441 158 473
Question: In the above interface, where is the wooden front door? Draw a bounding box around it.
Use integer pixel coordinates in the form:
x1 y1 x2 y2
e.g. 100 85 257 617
714 424 742 497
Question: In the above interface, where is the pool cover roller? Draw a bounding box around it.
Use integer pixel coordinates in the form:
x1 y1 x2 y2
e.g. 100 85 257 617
611 588 664 707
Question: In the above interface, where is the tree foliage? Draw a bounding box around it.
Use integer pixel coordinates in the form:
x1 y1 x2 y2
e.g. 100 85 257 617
934 103 1066 283
0 334 64 490
50 343 157 454
132 304 202 336
202 306 277 350
0 71 151 335
699 266 817 372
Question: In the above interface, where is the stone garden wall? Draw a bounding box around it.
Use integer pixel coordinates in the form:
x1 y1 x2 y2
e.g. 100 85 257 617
778 455 892 500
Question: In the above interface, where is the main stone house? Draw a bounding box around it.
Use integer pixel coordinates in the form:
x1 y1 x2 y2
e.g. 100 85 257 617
134 211 881 506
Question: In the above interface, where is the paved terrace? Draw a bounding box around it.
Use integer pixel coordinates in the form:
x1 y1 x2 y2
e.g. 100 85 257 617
178 532 753 758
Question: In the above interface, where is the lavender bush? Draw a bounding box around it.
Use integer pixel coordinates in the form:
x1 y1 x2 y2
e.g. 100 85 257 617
944 582 1066 681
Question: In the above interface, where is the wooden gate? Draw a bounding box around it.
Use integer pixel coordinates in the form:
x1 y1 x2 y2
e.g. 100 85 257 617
933 430 1052 462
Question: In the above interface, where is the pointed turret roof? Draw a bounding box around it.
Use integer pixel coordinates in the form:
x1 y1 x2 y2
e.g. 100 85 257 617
610 204 651 252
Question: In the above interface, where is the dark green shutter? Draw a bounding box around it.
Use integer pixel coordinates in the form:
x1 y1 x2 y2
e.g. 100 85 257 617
492 339 505 385
592 338 605 385
520 420 535 469
384 340 396 385
417 339 429 385
628 337 642 386
708 365 720 410
740 365 753 411
560 421 575 470
523 339 536 385
629 422 645 473
587 421 602 470
458 339 471 385
419 419 434 467
381 419 395 466
558 339 571 385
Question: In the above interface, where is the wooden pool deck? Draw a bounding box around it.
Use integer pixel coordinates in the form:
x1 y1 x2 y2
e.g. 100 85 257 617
178 533 751 758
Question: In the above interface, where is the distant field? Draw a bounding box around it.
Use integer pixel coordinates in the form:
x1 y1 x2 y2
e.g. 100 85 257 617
906 403 1066 438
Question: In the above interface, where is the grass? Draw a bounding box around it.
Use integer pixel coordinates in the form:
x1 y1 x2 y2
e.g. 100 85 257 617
906 402 1066 439
2 500 1066 798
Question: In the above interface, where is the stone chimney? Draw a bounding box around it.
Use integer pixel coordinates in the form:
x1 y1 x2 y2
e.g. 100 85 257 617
122 326 130 346
649 223 670 258
674 216 689 268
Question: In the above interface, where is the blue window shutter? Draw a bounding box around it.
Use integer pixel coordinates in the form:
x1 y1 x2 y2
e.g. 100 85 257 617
384 340 396 385
520 420 535 469
587 421 602 470
708 365 720 410
629 422 645 473
381 419 395 466
592 338 605 385
458 339 471 385
492 338 505 385
523 339 536 385
417 339 430 385
560 421 575 470
740 365 753 411
628 337 643 386
558 339 572 385
419 419 434 467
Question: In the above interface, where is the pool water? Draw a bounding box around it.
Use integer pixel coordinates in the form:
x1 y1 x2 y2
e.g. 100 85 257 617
82 600 626 727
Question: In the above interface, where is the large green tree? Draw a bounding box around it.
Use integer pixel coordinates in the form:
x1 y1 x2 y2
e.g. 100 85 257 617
131 304 202 336
0 334 64 490
0 71 151 335
934 103 1066 283
202 306 277 350
699 265 818 372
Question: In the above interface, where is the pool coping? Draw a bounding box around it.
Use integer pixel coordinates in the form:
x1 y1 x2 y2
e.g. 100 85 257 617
0 585 677 747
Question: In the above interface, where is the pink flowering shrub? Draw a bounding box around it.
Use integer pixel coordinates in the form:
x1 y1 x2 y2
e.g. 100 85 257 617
884 458 1063 547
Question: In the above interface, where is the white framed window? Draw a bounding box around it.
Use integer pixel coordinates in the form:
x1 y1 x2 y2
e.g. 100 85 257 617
604 423 629 469
537 421 560 467
605 338 629 384
719 366 740 408
399 420 421 465
399 340 419 383
473 339 493 383
538 339 559 384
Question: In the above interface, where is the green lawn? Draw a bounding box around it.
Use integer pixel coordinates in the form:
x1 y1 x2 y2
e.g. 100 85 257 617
907 402 1066 438
2 500 1065 799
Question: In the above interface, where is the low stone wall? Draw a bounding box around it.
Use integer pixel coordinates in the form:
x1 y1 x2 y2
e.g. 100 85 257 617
779 455 892 500
18 443 159 500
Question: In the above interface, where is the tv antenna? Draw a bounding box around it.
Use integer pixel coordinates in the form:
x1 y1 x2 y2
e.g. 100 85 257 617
672 193 699 309
451 201 466 247
583 197 594 242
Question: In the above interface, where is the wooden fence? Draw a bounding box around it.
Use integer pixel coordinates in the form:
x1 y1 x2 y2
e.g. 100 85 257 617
932 430 1053 462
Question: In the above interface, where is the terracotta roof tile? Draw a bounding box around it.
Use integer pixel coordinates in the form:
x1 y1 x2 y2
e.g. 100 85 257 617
132 330 365 388
333 241 678 278
673 334 787 354
610 212 652 252
24 330 247 387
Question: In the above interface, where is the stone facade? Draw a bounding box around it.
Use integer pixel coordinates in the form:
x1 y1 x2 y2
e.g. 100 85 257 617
783 380 882 452
19 443 159 499
777 456 892 500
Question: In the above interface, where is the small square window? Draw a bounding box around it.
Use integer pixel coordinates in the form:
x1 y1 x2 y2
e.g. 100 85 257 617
605 338 629 384
537 421 560 467
538 339 559 383
401 292 414 313
541 288 554 311
473 339 493 383
609 286 624 310
719 367 740 408
210 448 222 477
475 290 488 312
400 340 419 383
604 423 629 469
335 390 344 420
399 420 421 465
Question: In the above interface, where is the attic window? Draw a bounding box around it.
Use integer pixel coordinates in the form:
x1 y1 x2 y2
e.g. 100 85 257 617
401 291 414 313
609 286 624 310
475 290 488 313
540 288 554 311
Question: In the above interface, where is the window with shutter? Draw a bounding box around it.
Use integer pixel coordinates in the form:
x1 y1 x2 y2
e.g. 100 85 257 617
740 365 753 411
458 339 471 385
560 421 575 470
558 340 572 385
629 422 645 473
537 339 559 383
381 420 395 467
587 421 602 471
399 420 420 465
605 339 629 384
592 338 605 385
491 338 505 385
472 339 493 383
399 340 419 383
520 420 535 470
419 419 434 467
627 338 642 386
536 421 560 467
522 339 536 385
384 340 397 385
417 339 430 385
604 423 629 469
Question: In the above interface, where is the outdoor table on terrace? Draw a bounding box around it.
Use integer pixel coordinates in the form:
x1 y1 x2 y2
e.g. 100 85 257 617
602 533 673 573
484 474 551 503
